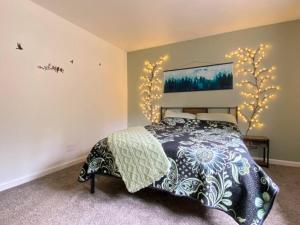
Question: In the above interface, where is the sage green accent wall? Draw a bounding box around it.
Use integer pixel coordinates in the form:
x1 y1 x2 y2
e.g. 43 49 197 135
127 20 300 162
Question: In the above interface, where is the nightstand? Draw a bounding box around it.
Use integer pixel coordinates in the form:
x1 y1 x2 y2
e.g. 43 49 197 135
243 135 270 168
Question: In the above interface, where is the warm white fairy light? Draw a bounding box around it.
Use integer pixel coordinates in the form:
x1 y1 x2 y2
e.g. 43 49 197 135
139 55 168 123
225 44 280 135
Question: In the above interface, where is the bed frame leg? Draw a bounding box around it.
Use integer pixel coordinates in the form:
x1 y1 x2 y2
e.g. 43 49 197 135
90 174 95 194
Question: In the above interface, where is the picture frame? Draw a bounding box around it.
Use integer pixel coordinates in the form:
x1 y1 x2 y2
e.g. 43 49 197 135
163 62 233 93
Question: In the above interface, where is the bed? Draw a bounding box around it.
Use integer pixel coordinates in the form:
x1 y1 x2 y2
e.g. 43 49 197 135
78 107 278 225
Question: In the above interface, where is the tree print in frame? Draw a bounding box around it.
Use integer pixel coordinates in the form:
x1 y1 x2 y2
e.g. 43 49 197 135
164 62 233 93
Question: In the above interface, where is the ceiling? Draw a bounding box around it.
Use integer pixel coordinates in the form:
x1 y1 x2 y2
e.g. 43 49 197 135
30 0 300 51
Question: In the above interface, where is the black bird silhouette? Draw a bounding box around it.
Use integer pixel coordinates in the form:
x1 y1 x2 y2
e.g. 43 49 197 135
70 60 74 64
16 43 23 50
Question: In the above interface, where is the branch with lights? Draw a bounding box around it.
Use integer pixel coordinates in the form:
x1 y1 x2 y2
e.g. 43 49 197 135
225 44 280 136
139 55 169 123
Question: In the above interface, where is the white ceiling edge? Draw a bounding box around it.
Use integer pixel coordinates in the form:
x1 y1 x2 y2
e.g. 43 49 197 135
128 19 300 53
29 0 300 52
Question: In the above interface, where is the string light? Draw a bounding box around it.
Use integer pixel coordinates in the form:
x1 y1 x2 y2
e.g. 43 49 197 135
139 55 169 123
226 44 280 135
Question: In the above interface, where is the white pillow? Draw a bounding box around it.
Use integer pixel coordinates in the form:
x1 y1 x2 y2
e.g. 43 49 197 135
196 113 237 124
164 110 196 119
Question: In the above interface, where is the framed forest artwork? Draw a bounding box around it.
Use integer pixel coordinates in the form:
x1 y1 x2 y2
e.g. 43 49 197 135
163 62 233 93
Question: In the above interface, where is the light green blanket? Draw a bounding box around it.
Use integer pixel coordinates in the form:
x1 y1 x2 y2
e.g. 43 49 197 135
108 126 170 193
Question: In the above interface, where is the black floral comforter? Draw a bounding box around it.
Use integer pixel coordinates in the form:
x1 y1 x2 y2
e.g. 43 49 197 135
78 118 278 225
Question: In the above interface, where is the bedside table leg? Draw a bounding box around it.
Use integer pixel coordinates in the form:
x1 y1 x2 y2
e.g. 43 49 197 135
266 141 270 168
263 147 266 165
90 174 95 194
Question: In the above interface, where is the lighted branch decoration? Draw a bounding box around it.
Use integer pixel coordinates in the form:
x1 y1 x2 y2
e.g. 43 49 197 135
225 44 280 135
139 55 169 123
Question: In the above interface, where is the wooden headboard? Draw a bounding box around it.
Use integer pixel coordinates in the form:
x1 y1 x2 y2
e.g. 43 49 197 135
160 106 238 121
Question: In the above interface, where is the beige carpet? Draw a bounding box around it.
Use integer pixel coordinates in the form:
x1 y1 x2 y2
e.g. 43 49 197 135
0 164 299 225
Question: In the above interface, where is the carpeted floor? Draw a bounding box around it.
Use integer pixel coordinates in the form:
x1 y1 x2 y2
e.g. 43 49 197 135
0 164 299 225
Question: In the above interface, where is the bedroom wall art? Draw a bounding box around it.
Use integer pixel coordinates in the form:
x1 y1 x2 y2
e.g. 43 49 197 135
37 63 64 74
70 59 74 64
139 55 168 123
16 43 23 50
163 63 233 93
225 44 280 135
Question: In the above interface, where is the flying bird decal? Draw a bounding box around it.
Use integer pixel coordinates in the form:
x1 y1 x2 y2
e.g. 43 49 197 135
37 63 64 74
16 43 23 50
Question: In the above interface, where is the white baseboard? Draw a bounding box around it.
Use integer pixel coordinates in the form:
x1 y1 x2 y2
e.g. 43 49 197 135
0 155 86 192
253 157 300 167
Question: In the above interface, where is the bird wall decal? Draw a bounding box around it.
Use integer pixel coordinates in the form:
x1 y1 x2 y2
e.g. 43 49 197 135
16 43 23 50
70 60 74 64
37 63 64 74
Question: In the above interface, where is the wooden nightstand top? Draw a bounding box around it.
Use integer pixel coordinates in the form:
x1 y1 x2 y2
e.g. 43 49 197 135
243 135 269 142
243 135 270 167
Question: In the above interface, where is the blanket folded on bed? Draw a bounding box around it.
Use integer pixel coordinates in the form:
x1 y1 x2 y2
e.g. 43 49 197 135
107 126 170 193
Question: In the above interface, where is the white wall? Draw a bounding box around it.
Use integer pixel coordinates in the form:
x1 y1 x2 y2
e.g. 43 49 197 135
0 0 127 190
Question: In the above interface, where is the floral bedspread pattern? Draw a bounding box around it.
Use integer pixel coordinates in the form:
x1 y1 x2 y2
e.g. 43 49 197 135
78 118 278 225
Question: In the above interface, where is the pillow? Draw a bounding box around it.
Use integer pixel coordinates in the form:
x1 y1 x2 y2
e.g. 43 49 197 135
164 110 196 120
196 113 237 124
